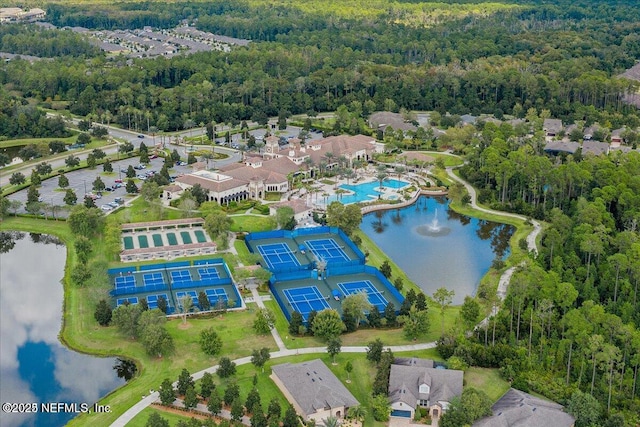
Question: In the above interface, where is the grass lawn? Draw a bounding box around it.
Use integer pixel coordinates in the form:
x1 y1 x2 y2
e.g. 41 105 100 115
464 367 510 401
229 215 276 233
0 135 78 149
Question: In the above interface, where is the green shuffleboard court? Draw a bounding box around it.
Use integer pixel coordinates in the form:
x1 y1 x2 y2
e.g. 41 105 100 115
138 235 149 249
194 229 207 243
123 236 134 250
180 231 193 244
166 232 178 246
152 233 164 247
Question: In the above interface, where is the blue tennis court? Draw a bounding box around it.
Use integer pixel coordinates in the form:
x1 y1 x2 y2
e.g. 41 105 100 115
338 280 388 310
176 290 198 306
283 286 330 320
205 288 228 305
146 293 169 310
143 272 165 287
116 296 139 307
257 243 300 270
170 270 192 284
115 275 136 290
305 238 350 263
198 267 220 280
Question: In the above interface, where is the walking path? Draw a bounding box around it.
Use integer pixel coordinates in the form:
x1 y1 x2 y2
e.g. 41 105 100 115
445 166 541 256
111 164 542 426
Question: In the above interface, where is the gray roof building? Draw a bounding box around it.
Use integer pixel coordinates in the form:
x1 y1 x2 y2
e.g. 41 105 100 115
388 358 463 421
472 388 575 427
582 140 610 156
271 359 359 421
543 119 563 136
543 141 580 154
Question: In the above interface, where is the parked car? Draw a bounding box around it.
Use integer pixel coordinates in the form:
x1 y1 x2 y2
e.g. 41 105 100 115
108 201 119 208
113 183 123 189
137 175 147 180
104 187 113 192
114 179 123 183
100 204 112 211
137 134 144 138
134 164 146 170
149 154 158 159
114 197 124 205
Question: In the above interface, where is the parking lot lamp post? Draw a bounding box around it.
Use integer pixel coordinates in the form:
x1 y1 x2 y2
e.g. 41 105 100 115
119 166 122 180
83 180 86 195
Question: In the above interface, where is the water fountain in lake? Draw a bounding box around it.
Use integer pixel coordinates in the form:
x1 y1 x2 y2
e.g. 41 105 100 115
415 208 451 236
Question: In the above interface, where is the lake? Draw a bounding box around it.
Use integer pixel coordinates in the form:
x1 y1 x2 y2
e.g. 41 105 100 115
361 196 514 304
0 232 126 427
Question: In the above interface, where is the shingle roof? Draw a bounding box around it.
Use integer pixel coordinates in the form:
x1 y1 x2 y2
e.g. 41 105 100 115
472 388 575 427
271 359 359 416
543 141 580 154
543 119 563 134
582 140 609 156
388 362 463 409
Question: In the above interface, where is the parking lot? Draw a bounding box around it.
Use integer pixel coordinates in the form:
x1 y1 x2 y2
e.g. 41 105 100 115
7 156 193 216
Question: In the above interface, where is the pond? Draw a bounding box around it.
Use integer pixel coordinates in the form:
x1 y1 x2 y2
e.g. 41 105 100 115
0 232 127 427
361 196 514 304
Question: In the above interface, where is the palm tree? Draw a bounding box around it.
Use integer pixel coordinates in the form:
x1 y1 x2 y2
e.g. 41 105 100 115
322 415 339 427
347 406 366 422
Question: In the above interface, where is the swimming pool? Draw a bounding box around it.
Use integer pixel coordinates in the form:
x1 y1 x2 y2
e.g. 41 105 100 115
326 178 409 204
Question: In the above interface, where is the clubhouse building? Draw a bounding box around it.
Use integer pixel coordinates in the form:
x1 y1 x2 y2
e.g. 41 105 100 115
171 134 383 204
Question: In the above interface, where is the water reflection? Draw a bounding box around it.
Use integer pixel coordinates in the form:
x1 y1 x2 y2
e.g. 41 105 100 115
0 232 125 427
361 197 514 303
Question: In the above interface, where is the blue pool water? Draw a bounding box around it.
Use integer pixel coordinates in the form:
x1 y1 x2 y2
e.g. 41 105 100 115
326 178 409 204
361 196 514 303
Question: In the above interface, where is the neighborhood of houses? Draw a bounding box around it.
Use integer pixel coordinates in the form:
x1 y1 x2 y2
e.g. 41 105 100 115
0 7 45 23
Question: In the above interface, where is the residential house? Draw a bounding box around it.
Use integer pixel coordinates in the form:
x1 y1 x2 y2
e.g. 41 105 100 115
582 140 610 156
543 119 563 140
543 141 580 155
610 128 624 146
369 111 417 136
472 388 575 427
269 199 313 224
271 359 359 424
388 357 463 421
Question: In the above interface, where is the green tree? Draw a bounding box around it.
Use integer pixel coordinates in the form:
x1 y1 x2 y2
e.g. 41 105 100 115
146 412 169 427
267 398 281 421
567 390 602 427
218 357 236 379
207 390 222 415
341 292 371 328
183 386 199 410
74 236 92 265
126 179 138 194
371 394 390 422
200 327 223 356
460 296 481 329
276 206 296 230
254 308 276 335
311 309 346 341
94 299 112 326
198 291 211 311
400 306 430 340
200 372 215 398
251 347 271 373
282 404 300 427
64 188 77 206
58 174 69 188
289 311 304 335
84 195 96 208
223 382 240 406
141 181 162 203
366 338 384 364
384 302 397 326
177 368 195 396
325 202 362 236
67 205 104 236
204 211 232 248
65 155 80 168
140 150 150 164
92 176 105 192
86 154 97 169
345 361 353 382
158 378 176 406
245 389 261 414
231 399 244 421
92 148 106 159
103 158 113 172
379 260 392 278
9 172 26 185
327 337 342 363
126 165 136 178
433 287 455 335
112 303 143 339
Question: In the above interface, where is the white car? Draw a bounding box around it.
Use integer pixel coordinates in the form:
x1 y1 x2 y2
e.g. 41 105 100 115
100 204 112 211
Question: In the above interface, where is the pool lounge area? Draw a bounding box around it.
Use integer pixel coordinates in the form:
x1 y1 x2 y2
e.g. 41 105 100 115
324 178 410 205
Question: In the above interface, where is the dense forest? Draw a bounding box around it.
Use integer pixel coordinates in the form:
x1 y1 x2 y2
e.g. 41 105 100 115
444 120 640 425
0 0 638 132
0 25 102 58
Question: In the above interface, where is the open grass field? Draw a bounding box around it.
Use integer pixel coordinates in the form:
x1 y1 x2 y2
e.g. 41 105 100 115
229 214 276 233
464 367 510 401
